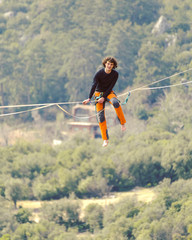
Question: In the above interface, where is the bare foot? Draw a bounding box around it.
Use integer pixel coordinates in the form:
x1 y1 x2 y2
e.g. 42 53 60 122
102 140 108 147
121 124 126 131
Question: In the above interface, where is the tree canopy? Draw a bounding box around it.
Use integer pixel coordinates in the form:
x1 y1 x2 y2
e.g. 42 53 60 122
1 0 192 239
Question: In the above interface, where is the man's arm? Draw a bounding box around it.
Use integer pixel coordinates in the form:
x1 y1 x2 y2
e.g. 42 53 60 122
83 72 98 104
88 74 98 99
82 98 91 105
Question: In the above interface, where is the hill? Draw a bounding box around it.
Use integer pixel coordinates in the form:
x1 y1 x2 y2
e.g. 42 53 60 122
1 0 192 239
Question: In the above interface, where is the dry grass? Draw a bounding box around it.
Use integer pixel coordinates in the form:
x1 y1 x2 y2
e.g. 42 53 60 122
17 187 156 223
80 187 155 212
18 200 42 209
18 187 156 210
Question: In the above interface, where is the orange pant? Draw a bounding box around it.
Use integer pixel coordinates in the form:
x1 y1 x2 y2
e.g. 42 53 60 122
95 91 126 140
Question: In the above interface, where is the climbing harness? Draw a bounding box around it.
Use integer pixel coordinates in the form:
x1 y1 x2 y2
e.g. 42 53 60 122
94 92 104 102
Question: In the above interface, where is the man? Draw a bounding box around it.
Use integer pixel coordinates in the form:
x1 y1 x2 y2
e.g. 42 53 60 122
83 56 126 147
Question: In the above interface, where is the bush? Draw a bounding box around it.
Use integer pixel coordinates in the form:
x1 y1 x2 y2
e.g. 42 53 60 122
84 204 104 233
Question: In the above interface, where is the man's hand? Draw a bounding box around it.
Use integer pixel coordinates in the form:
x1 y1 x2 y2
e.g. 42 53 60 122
97 97 105 103
82 98 91 105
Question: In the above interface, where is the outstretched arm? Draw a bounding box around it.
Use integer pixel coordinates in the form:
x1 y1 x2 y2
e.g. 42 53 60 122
83 72 98 104
97 97 105 103
82 98 91 105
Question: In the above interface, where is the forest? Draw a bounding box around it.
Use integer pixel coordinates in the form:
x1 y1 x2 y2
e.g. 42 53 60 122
1 0 192 239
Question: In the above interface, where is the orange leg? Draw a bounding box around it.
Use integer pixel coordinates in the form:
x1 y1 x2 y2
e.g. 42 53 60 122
107 92 126 125
95 91 126 140
95 100 108 140
95 92 108 140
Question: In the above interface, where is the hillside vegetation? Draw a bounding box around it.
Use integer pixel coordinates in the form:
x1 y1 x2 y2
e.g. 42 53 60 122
1 0 192 239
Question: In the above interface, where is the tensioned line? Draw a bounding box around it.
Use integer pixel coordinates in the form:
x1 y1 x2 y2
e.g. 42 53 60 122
0 104 54 117
118 67 192 97
56 79 192 119
0 67 192 118
0 101 83 109
133 80 192 91
0 67 192 110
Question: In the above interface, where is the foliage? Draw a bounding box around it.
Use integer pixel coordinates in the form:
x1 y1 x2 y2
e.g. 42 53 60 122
41 197 81 230
4 178 29 208
15 208 32 224
1 0 192 238
0 197 13 235
0 0 186 108
84 203 104 233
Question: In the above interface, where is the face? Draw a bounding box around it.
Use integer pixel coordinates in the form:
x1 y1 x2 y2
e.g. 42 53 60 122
105 61 114 73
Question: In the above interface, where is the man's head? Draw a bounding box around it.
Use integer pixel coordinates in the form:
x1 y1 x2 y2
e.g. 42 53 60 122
102 56 118 69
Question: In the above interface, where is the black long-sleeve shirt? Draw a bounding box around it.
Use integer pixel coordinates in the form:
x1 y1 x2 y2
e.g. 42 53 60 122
88 68 118 100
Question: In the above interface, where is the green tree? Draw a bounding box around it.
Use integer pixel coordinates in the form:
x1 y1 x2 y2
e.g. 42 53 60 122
84 203 104 233
78 176 110 198
41 198 81 231
5 178 27 208
32 173 60 200
0 197 13 235
105 20 140 91
15 208 32 224
130 0 161 25
0 235 11 240
0 46 14 106
134 39 171 104
60 38 100 101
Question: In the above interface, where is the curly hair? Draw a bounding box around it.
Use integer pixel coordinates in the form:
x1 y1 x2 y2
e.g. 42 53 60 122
102 56 118 69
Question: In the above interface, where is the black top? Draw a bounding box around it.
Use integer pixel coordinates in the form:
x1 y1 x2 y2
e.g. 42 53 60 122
88 68 118 100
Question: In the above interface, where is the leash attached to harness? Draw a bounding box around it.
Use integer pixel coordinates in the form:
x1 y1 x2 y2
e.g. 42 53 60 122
121 92 131 105
94 92 104 102
94 91 130 105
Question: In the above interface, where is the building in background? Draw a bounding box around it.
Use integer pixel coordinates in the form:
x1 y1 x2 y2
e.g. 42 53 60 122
67 104 118 138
